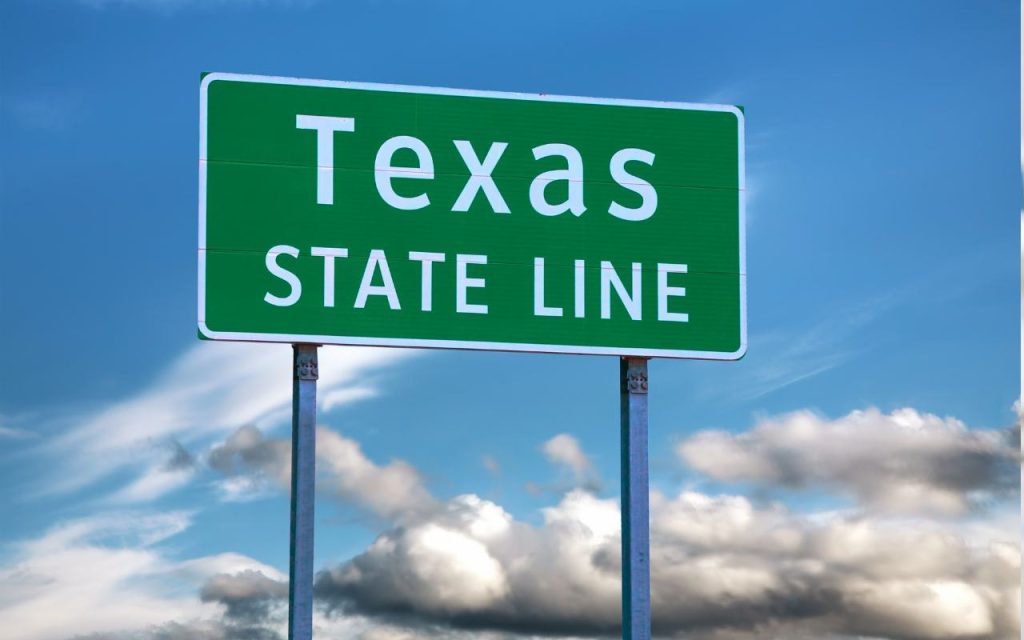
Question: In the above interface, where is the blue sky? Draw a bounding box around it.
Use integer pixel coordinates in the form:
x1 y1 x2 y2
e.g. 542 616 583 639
0 1 1020 639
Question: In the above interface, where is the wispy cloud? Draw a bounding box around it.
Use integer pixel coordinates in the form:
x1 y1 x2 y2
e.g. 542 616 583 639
714 292 896 402
0 511 208 640
0 425 33 440
108 441 198 505
0 508 298 640
37 342 417 502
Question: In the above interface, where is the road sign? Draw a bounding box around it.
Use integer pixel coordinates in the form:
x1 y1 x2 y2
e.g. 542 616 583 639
199 73 746 359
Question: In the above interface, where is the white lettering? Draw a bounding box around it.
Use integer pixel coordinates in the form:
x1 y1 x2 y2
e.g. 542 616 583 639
529 143 586 217
295 114 356 205
574 259 586 318
264 245 302 307
452 141 509 213
657 263 689 322
533 257 563 317
609 148 657 221
600 260 642 320
456 254 488 314
408 251 445 312
354 250 401 309
374 136 434 210
310 247 348 307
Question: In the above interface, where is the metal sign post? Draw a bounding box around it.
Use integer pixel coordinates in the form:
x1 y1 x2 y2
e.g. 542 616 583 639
289 344 318 640
620 357 650 640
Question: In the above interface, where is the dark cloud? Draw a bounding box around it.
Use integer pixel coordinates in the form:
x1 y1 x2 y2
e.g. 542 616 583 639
207 425 291 486
199 570 288 625
162 440 196 472
1007 407 1020 449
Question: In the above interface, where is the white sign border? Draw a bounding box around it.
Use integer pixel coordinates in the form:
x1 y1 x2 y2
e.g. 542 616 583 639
198 72 747 360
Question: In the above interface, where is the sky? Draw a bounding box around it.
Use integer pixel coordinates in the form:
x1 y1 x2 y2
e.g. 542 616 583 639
0 1 1020 639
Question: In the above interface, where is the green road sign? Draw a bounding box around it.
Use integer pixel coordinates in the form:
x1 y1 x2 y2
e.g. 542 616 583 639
199 73 746 359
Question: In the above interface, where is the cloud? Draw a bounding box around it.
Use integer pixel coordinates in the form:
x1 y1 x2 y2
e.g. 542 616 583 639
315 491 618 635
481 455 501 476
39 342 416 501
0 511 207 640
705 293 895 403
0 507 294 640
351 624 518 640
70 621 258 640
677 407 1020 516
316 488 1020 639
208 425 291 493
72 619 284 640
0 510 394 640
321 386 379 412
199 570 288 625
317 427 437 520
207 424 436 520
3 414 1019 640
541 433 600 492
303 413 1018 639
109 441 198 504
0 425 32 439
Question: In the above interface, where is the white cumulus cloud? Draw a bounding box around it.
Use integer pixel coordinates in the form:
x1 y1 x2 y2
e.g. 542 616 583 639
318 487 1020 639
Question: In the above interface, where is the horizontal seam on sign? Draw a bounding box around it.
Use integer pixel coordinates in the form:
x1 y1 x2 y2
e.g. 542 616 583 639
198 160 743 192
